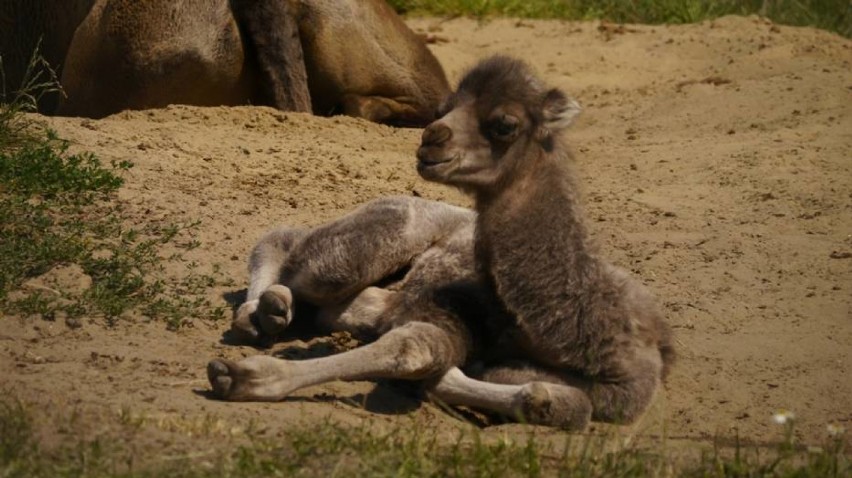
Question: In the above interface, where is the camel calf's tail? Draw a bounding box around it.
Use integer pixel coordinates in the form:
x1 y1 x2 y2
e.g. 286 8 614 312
659 323 676 381
230 0 312 113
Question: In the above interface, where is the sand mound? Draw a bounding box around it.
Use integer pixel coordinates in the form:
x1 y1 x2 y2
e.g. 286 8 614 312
2 16 850 446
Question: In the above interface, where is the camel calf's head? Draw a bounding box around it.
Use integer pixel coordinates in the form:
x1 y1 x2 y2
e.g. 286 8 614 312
416 56 581 192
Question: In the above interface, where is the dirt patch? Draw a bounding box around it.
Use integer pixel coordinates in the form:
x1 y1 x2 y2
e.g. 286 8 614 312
2 15 850 450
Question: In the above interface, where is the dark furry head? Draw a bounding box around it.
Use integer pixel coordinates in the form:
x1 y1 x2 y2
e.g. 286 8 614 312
440 55 580 143
417 55 581 192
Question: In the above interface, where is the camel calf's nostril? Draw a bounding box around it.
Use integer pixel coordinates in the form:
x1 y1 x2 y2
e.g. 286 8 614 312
422 123 453 146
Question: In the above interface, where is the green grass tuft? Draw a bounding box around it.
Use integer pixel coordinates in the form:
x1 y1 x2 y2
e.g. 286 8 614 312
389 0 851 37
1 396 848 477
0 399 36 476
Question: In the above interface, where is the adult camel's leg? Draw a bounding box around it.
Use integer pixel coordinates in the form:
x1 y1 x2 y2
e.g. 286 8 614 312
340 94 435 128
230 0 312 112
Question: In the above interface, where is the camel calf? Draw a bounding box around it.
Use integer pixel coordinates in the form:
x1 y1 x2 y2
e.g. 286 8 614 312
208 56 674 429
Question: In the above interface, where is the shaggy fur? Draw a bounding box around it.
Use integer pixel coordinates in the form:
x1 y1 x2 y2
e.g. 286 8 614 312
420 56 675 422
208 56 674 429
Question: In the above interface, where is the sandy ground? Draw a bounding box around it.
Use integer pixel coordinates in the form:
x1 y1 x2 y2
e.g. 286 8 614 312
2 15 850 454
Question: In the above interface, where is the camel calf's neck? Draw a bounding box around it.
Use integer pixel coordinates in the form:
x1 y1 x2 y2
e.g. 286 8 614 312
417 55 674 381
475 156 607 370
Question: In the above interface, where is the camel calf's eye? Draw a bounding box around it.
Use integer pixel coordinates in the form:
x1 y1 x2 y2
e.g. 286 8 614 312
489 114 519 140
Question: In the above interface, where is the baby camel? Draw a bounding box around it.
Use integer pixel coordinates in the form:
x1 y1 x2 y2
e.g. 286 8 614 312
208 56 674 429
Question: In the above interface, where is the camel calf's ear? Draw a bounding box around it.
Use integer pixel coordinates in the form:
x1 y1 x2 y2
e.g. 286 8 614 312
542 88 581 131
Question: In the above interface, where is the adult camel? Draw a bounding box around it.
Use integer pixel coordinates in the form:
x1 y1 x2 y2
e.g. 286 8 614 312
2 0 449 126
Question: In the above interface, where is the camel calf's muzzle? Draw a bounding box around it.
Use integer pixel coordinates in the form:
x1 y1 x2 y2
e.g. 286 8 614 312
416 122 454 168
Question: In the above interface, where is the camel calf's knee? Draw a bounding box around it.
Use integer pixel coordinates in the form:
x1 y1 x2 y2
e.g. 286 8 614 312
380 322 461 379
515 382 592 430
589 363 662 424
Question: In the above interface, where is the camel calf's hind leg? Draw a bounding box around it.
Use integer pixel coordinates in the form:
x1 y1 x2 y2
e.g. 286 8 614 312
430 368 592 430
208 321 463 401
587 355 663 424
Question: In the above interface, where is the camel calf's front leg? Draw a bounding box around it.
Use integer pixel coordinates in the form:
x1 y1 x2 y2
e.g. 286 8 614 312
230 227 306 343
208 321 462 401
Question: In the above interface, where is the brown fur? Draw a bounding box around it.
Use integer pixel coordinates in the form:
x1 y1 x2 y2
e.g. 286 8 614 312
7 0 449 126
230 0 312 112
207 56 674 429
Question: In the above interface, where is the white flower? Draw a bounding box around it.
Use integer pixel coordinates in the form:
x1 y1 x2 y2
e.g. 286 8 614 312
827 424 846 437
772 409 795 425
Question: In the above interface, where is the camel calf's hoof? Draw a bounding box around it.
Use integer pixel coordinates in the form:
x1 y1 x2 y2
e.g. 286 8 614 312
208 359 236 400
257 285 293 337
230 300 261 343
207 355 294 402
515 382 592 430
